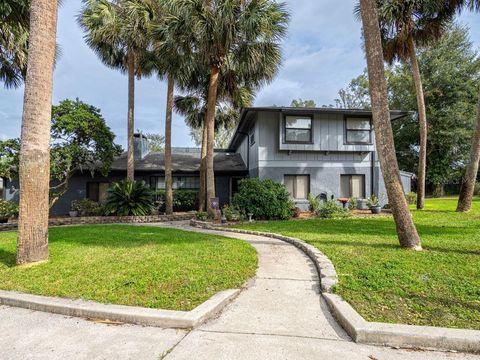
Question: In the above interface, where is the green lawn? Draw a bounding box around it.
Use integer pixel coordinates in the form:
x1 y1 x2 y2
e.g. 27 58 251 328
0 225 257 311
235 197 480 330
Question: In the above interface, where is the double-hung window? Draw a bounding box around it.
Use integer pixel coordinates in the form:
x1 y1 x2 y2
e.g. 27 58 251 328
284 115 312 143
340 175 365 198
345 117 372 144
284 175 309 200
87 182 110 202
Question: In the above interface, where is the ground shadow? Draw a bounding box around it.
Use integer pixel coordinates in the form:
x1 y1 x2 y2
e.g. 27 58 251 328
0 248 16 267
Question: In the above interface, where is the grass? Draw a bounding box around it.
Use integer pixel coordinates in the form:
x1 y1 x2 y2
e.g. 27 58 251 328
0 225 257 311
235 197 480 330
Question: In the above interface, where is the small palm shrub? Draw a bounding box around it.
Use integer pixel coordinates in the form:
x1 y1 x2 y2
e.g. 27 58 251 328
222 205 245 221
316 199 350 219
232 178 294 220
104 180 155 216
0 200 19 221
348 197 358 210
307 193 321 213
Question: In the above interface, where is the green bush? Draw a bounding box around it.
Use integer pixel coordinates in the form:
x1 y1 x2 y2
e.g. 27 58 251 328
308 193 321 213
0 200 18 220
474 183 480 196
222 205 245 221
316 199 350 219
195 211 208 221
71 199 103 216
232 178 294 220
104 180 155 216
406 192 417 205
155 190 198 212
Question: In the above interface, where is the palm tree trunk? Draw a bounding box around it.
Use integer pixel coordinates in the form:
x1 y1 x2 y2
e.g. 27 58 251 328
127 50 135 182
198 119 208 212
17 0 58 265
359 0 422 250
205 66 220 218
457 88 480 212
164 74 174 215
407 36 427 210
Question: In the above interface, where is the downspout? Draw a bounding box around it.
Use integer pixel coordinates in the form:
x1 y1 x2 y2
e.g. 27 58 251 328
371 151 376 197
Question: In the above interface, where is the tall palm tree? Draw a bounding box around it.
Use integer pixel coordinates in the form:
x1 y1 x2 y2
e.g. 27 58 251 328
16 0 58 265
370 0 455 210
165 0 289 217
0 0 30 88
358 0 422 250
79 0 154 181
451 0 480 212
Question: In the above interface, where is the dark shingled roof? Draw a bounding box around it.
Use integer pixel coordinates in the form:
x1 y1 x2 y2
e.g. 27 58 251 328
110 151 247 173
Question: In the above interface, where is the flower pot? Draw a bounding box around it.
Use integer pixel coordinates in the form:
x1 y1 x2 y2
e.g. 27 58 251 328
69 211 78 217
370 206 382 214
357 199 368 210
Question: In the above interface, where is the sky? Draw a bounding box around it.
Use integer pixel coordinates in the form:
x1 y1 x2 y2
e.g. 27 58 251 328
1 0 480 148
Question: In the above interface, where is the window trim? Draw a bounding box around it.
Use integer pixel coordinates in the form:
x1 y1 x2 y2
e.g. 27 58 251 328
343 116 373 145
150 175 200 191
284 174 310 200
86 181 110 202
340 174 366 199
283 114 314 144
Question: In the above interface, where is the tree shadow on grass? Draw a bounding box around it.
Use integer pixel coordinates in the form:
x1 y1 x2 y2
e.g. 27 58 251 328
0 248 16 268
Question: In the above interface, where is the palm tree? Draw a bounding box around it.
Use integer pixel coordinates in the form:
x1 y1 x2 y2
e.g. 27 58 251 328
16 0 58 265
165 0 289 217
0 0 30 88
79 0 154 181
358 0 422 250
451 1 480 212
371 0 455 210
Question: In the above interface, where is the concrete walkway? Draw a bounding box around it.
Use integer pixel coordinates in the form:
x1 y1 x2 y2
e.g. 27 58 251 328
0 222 478 359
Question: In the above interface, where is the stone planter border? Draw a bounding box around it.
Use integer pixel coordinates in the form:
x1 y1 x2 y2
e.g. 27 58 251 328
190 219 480 354
0 213 194 232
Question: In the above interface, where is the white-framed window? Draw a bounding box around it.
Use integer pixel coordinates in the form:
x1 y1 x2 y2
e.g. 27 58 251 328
340 175 365 198
284 175 309 199
345 117 372 144
284 115 312 143
150 176 200 190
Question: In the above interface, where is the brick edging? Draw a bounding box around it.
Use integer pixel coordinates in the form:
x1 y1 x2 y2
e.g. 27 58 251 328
189 219 480 354
0 213 194 232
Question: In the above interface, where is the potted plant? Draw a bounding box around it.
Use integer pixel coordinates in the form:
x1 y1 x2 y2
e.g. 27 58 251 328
0 200 18 223
356 198 368 210
69 200 80 217
366 194 384 214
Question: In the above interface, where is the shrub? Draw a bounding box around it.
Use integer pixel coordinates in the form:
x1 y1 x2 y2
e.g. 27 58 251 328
474 183 480 196
222 205 245 221
71 199 103 216
316 199 350 219
195 211 208 221
0 200 18 220
232 178 294 220
406 192 417 205
307 193 321 213
348 197 358 210
155 190 199 212
104 180 155 216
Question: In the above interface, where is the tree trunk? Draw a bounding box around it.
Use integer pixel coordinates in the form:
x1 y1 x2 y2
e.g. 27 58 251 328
407 36 427 210
127 50 135 182
457 88 480 212
433 183 445 198
205 66 220 218
198 119 208 212
359 0 422 250
164 75 174 215
17 0 58 265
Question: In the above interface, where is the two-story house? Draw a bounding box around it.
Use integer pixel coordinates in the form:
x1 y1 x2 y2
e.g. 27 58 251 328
2 107 413 214
228 107 413 210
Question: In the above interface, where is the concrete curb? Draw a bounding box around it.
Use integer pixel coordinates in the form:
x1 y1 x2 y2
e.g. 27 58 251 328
190 220 480 354
0 288 240 329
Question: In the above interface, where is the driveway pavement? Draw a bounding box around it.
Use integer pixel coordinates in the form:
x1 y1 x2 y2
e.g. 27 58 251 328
0 223 478 359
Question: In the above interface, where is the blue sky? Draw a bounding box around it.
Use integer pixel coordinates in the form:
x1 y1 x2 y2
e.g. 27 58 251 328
1 0 479 147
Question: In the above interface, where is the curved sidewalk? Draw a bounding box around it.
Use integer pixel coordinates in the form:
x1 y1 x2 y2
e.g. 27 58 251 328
157 223 479 360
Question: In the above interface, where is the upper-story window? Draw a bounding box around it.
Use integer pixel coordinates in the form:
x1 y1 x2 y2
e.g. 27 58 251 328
284 115 312 143
345 117 372 144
